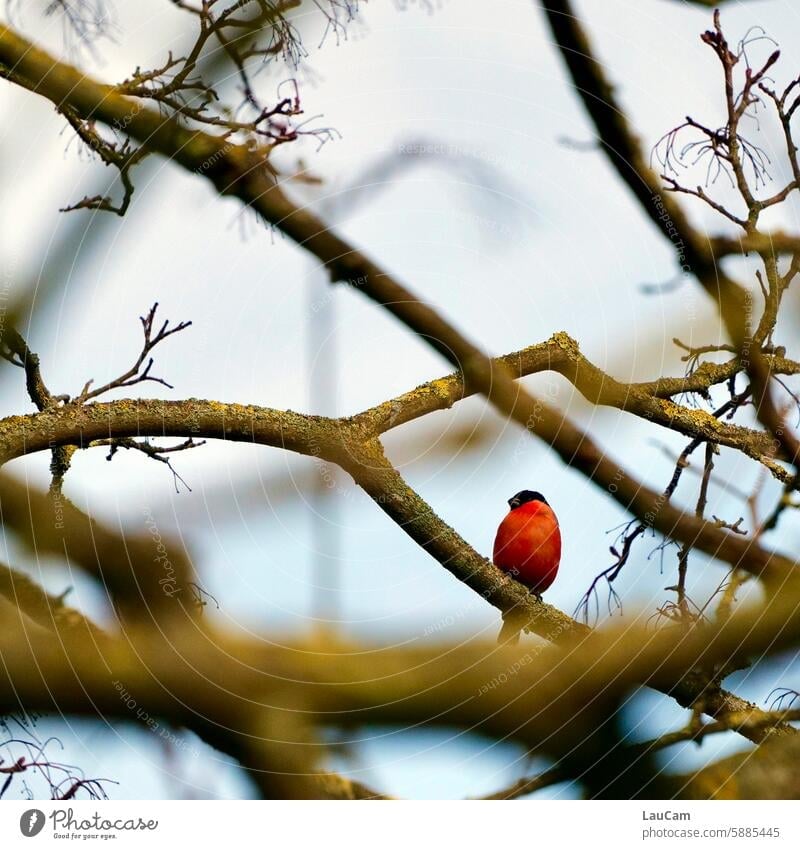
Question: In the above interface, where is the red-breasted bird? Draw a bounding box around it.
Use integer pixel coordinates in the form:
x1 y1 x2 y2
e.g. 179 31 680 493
493 489 561 644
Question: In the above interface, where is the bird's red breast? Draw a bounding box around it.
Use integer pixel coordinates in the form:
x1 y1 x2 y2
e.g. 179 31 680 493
493 499 561 593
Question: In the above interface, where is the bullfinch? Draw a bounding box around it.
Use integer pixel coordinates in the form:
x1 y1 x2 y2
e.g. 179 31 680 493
493 490 561 644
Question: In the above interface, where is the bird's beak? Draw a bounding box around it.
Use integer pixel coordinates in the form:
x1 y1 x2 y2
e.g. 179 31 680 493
508 496 520 510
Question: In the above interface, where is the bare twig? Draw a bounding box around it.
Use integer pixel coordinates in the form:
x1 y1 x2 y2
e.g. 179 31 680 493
91 436 205 492
74 303 191 403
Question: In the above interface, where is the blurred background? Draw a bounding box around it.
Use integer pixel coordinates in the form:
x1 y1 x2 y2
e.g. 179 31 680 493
2 0 800 799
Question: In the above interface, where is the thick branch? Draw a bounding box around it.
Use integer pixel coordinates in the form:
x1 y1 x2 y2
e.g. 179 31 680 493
0 561 106 639
0 471 196 619
480 706 800 799
1 590 799 795
355 330 796 474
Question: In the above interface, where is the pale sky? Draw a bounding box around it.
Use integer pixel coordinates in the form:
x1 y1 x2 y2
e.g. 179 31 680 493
1 0 800 799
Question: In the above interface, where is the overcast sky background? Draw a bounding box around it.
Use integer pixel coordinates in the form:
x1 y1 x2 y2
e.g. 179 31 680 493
2 0 800 800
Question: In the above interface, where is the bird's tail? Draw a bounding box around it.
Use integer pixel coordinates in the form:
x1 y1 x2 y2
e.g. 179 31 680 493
497 610 526 645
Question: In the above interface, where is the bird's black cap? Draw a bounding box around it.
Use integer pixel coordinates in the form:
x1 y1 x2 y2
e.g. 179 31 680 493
508 490 548 510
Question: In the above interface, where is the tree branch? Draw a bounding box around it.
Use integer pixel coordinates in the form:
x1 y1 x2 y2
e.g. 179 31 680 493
1 588 799 796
